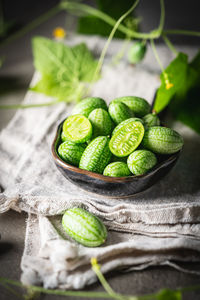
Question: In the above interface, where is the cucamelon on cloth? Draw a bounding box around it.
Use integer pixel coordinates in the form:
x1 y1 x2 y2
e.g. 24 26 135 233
142 126 184 154
62 208 107 247
103 162 131 177
127 150 157 175
113 96 151 117
143 112 160 129
108 101 134 125
88 108 112 138
63 114 92 143
109 121 144 157
72 97 107 117
112 117 144 136
58 141 86 166
79 136 112 174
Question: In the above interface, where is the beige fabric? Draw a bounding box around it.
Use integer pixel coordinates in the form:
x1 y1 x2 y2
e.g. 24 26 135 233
0 35 200 289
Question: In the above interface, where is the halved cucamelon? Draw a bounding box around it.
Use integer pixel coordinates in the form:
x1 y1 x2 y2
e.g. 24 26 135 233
109 121 144 157
72 97 107 117
108 101 134 125
142 126 184 154
88 108 112 138
127 150 157 175
62 207 107 247
113 96 151 117
58 141 86 166
103 162 131 177
79 136 112 174
63 114 92 143
112 117 144 136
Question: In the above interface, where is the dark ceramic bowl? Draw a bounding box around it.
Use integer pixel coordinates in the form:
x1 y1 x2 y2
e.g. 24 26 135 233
51 120 180 198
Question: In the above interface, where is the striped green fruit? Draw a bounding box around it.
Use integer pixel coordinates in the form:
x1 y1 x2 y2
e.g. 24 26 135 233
112 117 144 136
79 136 112 174
127 150 157 175
109 121 144 157
142 126 184 154
58 141 86 166
88 108 112 138
143 112 160 129
62 208 107 247
113 96 151 117
63 114 92 143
103 162 131 177
108 101 134 125
72 97 107 117
61 131 69 142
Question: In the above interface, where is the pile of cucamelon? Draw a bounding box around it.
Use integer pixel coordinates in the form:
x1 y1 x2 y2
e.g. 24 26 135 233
58 96 184 177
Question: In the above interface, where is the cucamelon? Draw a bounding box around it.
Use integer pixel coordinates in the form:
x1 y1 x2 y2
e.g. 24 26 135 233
113 96 151 117
142 126 184 154
127 150 157 175
112 117 144 136
58 141 86 166
103 162 131 177
62 207 107 247
108 101 134 125
143 112 160 129
79 136 112 173
72 97 107 117
88 108 112 138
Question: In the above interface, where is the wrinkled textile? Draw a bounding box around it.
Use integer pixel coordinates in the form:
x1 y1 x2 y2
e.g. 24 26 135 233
0 36 200 289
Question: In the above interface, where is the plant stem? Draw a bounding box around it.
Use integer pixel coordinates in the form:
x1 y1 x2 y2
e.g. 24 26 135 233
0 4 62 49
150 39 165 73
111 37 131 65
61 1 162 39
0 100 61 109
162 33 178 55
93 0 140 81
157 0 165 35
164 29 200 37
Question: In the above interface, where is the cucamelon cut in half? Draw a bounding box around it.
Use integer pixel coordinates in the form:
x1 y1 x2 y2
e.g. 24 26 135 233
127 150 157 175
142 126 184 154
103 162 131 177
58 141 86 166
143 112 160 129
112 117 144 136
63 114 92 143
72 97 107 117
113 96 151 117
88 108 112 138
79 136 112 174
62 208 107 247
109 121 144 157
108 101 134 125
61 131 68 142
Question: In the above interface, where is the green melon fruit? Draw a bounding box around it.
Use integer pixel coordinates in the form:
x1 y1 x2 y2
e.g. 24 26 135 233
88 108 112 138
127 41 147 64
109 121 144 157
62 208 107 247
143 112 160 129
108 101 134 125
127 150 157 175
63 114 92 143
112 117 144 136
103 162 131 177
113 96 151 117
72 97 107 117
58 141 86 166
142 126 184 154
79 136 112 174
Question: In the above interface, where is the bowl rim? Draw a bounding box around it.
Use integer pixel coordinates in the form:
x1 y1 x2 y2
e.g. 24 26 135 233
51 119 180 183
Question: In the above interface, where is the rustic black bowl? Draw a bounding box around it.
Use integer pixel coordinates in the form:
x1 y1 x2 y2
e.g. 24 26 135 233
51 120 180 198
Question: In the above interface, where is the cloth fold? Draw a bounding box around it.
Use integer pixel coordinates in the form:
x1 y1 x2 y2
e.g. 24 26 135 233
0 35 200 289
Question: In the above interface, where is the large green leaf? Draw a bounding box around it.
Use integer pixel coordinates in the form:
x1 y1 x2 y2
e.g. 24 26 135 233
31 37 98 102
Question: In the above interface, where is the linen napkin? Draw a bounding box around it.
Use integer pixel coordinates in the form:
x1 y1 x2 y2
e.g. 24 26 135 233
0 35 200 289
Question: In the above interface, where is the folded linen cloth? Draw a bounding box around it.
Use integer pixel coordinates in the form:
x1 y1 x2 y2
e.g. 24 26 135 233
0 35 200 289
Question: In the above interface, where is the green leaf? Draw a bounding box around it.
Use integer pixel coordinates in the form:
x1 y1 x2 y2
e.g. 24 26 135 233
153 53 188 113
153 51 200 134
156 289 182 300
77 0 136 38
31 37 98 102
